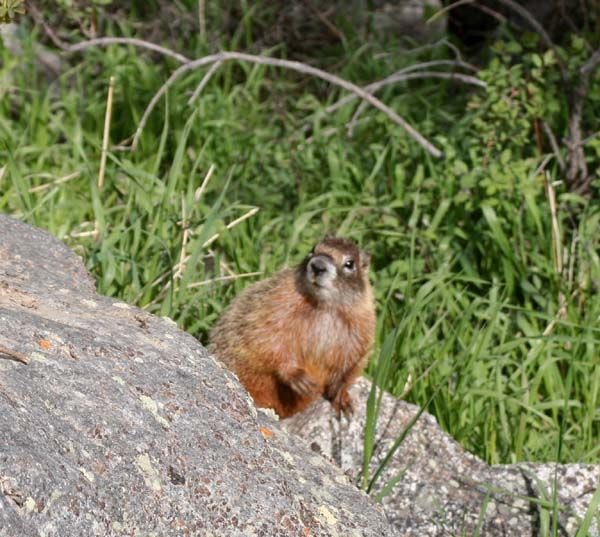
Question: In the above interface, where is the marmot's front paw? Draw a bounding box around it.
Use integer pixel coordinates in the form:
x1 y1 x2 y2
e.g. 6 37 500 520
287 369 319 397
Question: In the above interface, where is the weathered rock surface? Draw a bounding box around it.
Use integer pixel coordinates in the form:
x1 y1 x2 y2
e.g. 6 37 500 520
285 380 600 536
265 0 445 55
0 214 394 536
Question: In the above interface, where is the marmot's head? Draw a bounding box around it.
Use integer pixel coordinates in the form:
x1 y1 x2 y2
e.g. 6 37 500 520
297 237 371 304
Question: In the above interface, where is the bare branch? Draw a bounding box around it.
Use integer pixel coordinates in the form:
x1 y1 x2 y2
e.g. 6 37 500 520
30 12 193 66
394 59 478 73
470 2 507 23
327 61 482 115
26 1 69 50
302 64 484 138
581 47 600 76
338 68 485 115
66 37 192 65
387 70 486 87
428 0 507 25
304 0 343 41
541 120 565 171
345 71 485 135
188 61 223 105
128 51 443 157
565 47 600 192
299 60 483 137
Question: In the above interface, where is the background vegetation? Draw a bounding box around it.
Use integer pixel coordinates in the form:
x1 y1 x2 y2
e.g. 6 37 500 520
1 0 599 468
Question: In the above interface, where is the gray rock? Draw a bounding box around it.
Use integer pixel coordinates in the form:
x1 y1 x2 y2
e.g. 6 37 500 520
0 214 394 536
284 380 600 536
0 23 62 79
270 0 445 55
370 0 445 41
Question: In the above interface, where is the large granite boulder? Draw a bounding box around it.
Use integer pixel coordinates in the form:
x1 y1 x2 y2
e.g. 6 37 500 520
285 381 600 536
0 214 393 536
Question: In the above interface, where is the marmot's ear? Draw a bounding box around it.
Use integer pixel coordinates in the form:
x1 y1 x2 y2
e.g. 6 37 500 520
360 250 371 269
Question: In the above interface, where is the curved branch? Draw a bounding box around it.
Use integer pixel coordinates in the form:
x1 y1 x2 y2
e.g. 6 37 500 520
345 71 485 135
66 37 192 65
324 66 485 117
188 60 223 105
130 51 443 157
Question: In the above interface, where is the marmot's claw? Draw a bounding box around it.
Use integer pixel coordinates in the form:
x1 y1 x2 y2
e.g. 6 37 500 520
331 389 354 419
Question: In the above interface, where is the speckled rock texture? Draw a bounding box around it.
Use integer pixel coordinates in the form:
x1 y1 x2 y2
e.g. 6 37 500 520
285 380 600 536
0 214 394 537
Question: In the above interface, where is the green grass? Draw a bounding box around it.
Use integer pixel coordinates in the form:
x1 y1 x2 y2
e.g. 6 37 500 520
1 7 599 478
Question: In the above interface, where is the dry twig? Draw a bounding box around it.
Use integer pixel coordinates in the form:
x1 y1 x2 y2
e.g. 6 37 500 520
540 173 568 338
304 0 343 41
541 121 565 171
186 271 263 289
202 207 260 249
0 345 28 365
26 1 69 49
198 0 206 41
345 71 485 135
174 193 190 281
545 175 562 275
67 37 191 64
566 47 600 192
98 76 115 189
317 60 482 120
188 61 223 105
28 171 81 193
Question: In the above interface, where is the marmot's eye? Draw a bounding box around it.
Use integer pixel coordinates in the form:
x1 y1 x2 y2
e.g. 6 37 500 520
343 259 355 270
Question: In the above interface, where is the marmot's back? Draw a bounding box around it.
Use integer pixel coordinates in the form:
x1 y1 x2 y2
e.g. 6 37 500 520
209 237 376 418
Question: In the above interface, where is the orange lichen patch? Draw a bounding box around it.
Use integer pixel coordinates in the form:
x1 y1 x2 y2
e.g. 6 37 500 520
39 339 51 350
303 528 310 536
259 427 273 439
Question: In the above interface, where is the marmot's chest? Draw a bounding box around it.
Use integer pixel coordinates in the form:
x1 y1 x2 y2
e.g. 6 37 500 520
299 313 360 367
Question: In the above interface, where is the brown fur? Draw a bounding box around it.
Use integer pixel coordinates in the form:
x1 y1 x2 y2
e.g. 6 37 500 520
209 237 376 418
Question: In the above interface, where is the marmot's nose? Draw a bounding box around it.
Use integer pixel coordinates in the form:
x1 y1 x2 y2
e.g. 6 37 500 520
309 257 328 276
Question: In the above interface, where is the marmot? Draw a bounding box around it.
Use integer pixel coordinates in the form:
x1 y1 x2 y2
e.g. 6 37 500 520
209 237 376 418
